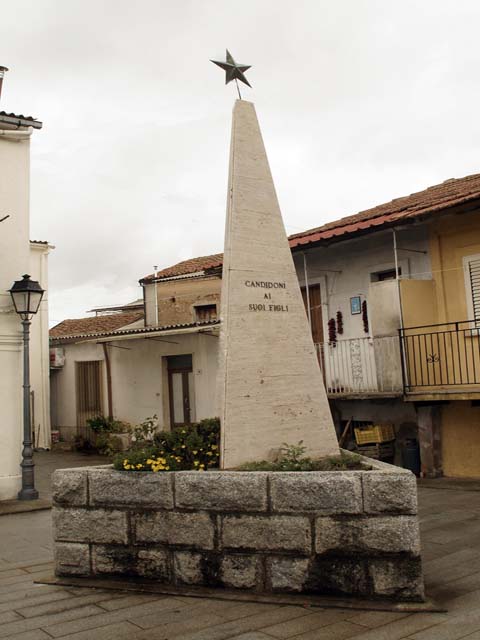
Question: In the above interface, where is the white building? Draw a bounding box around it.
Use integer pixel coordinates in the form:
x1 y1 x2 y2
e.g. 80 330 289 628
50 216 431 456
0 69 51 500
50 257 222 440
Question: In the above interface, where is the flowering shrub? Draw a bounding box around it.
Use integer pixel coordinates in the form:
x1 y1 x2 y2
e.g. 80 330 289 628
113 417 220 472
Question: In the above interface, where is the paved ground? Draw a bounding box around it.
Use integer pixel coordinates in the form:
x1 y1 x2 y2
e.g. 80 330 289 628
1 454 480 638
0 451 109 514
34 450 109 502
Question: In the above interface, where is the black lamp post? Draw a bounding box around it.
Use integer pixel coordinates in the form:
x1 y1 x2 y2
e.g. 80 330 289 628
9 274 44 500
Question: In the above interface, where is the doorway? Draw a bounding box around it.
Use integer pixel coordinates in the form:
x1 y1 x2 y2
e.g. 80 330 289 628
167 354 196 427
76 361 103 429
301 284 324 344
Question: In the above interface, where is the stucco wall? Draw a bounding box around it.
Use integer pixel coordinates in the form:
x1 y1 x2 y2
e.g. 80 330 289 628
29 242 51 448
52 331 219 436
441 402 480 477
428 208 480 324
292 226 431 343
144 276 221 327
400 279 437 329
0 129 32 499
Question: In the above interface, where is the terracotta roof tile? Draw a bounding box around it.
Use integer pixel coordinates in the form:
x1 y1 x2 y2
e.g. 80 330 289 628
0 110 42 126
50 318 219 343
140 173 480 280
289 172 480 247
142 253 223 282
50 311 143 339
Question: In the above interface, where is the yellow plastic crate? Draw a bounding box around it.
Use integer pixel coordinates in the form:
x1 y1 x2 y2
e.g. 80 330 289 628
354 424 395 445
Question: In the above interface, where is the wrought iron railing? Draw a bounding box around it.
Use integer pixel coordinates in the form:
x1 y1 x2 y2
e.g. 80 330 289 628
399 320 480 391
314 336 402 395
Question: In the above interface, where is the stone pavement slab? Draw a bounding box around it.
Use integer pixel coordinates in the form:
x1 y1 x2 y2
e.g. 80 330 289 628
0 484 479 638
0 451 109 516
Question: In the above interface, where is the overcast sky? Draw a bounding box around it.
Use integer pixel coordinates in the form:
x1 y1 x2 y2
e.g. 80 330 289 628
3 0 480 325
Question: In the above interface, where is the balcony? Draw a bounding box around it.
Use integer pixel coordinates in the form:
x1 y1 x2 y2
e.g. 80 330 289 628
399 320 480 399
315 336 403 398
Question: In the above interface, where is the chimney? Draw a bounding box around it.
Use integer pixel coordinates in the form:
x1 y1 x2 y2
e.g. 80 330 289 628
0 66 8 104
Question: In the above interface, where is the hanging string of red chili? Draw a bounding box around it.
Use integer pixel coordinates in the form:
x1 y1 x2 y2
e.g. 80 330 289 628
328 318 337 346
362 300 369 333
336 310 344 335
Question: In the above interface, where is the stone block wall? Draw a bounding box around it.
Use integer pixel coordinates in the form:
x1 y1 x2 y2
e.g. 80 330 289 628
52 462 424 601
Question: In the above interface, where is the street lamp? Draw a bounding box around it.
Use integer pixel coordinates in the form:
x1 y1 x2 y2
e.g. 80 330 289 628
9 274 44 500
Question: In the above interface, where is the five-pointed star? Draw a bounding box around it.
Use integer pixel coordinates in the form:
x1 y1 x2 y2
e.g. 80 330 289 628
210 49 252 88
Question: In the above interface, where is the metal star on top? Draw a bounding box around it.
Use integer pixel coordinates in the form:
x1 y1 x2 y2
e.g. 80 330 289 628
211 50 252 98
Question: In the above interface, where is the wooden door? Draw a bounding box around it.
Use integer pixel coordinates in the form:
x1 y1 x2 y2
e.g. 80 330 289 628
76 361 103 428
301 284 324 344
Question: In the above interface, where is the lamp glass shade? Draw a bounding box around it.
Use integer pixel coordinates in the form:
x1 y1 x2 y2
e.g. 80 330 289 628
9 274 44 319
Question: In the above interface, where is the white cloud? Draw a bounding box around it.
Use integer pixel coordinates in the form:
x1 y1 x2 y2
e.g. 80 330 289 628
1 0 479 323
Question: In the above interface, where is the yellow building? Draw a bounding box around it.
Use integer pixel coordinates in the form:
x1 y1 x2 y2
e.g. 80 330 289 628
399 181 480 477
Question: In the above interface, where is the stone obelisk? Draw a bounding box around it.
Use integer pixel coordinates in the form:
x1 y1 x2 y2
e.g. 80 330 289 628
218 100 339 468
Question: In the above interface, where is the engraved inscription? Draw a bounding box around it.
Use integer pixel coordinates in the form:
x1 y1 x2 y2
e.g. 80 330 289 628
245 280 290 312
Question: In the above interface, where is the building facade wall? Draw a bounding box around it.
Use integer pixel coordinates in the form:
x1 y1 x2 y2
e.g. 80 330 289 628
441 402 480 477
292 226 431 344
29 242 51 449
428 208 480 324
144 276 221 327
0 130 32 499
52 332 219 439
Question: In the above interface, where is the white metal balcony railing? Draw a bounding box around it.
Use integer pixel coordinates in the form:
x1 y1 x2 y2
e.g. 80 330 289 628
314 336 403 395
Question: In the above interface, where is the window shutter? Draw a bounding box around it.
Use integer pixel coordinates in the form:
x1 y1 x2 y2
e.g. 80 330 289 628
468 257 480 321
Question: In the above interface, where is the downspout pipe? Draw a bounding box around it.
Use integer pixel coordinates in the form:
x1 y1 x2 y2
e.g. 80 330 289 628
102 343 113 420
392 228 404 331
302 252 311 327
154 265 159 326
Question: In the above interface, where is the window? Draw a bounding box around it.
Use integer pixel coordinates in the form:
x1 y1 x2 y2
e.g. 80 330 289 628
167 355 195 427
194 303 217 322
370 268 401 282
463 254 480 322
76 361 103 428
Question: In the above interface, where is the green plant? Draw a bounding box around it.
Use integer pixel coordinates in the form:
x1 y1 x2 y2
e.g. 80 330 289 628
73 434 95 453
113 417 220 472
277 441 311 470
95 433 125 457
130 415 159 444
86 415 129 434
238 447 368 472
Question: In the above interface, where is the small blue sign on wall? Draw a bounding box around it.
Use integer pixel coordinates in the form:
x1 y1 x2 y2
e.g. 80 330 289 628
350 296 361 315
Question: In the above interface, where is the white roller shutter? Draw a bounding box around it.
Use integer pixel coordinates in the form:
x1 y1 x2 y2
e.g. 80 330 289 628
463 254 480 322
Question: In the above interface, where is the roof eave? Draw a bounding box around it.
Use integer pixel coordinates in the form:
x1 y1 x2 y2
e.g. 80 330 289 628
0 114 42 129
50 320 221 345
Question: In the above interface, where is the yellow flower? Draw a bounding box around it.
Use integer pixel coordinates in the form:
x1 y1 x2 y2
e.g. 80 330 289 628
181 445 186 449
199 463 205 469
165 466 170 470
123 459 128 464
207 452 212 456
194 461 199 466
181 429 186 433
211 445 218 450
192 450 198 455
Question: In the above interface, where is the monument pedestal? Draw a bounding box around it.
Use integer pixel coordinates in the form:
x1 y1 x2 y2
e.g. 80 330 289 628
52 459 425 602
